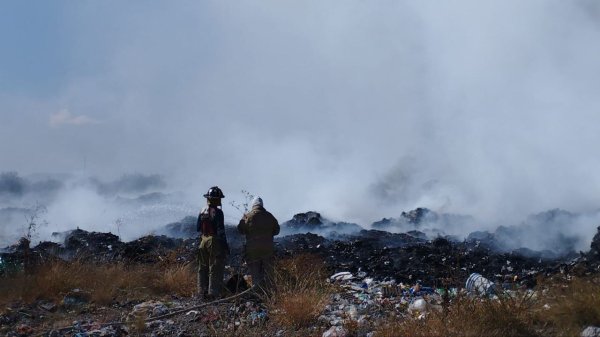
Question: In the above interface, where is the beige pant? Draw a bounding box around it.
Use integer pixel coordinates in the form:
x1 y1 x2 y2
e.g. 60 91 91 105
198 235 225 297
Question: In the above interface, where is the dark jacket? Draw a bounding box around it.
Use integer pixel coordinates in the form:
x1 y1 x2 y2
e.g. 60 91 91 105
238 205 280 260
197 205 228 252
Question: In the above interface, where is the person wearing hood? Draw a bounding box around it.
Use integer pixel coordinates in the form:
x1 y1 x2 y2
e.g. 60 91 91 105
238 196 280 291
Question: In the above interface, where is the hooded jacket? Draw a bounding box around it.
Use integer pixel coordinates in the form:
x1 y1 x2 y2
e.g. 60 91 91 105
238 205 280 260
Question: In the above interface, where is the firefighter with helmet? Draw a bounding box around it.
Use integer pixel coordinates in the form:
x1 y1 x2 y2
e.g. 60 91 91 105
197 186 229 300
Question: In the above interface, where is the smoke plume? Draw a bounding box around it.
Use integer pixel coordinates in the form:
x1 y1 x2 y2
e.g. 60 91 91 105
1 1 600 252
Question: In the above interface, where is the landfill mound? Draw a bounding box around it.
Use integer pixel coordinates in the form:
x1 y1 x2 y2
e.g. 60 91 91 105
3 211 600 336
1 216 592 287
280 211 363 236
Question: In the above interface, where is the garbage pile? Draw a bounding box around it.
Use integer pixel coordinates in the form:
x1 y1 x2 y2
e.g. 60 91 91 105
317 270 450 336
3 219 600 337
275 231 564 288
280 212 362 236
589 226 600 264
318 268 562 337
0 220 586 288
3 209 599 294
6 269 493 337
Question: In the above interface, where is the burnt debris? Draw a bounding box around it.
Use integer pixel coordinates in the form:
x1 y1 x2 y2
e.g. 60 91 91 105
2 208 599 289
281 211 362 236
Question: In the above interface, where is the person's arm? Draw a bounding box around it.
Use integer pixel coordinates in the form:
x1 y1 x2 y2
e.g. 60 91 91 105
196 210 203 234
215 209 230 254
237 214 248 234
272 213 280 236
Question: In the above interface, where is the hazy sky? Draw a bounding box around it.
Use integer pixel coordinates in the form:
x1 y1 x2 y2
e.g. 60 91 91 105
2 1 600 228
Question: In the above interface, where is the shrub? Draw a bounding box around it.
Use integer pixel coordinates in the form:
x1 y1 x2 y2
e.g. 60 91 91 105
376 292 539 337
267 254 331 329
0 261 196 306
537 277 600 336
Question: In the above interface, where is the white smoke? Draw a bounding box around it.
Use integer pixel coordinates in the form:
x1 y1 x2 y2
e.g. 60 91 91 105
1 1 600 252
0 173 196 246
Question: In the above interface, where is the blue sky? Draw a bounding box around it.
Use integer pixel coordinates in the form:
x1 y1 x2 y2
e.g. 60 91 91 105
1 2 68 96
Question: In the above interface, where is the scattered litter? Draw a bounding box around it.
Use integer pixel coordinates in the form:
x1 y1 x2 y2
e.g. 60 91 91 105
38 300 57 312
323 325 348 337
582 326 600 337
330 272 353 282
130 300 169 319
16 324 33 335
408 298 428 314
3 214 600 336
465 273 496 296
62 289 91 307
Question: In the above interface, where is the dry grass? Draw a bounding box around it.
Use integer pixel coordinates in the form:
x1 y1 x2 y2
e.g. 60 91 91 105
375 277 600 337
129 312 147 334
0 260 196 307
375 292 539 337
153 263 196 297
267 254 331 329
537 277 600 336
5 254 600 337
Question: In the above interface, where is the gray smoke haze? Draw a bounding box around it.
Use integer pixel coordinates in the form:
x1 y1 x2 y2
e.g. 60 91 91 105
0 173 195 246
1 1 600 250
